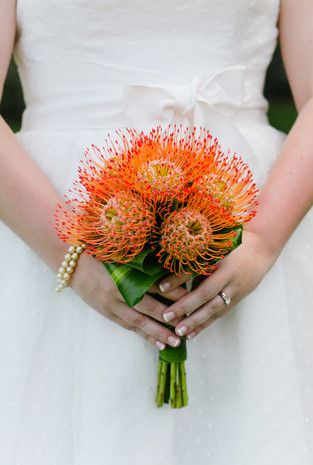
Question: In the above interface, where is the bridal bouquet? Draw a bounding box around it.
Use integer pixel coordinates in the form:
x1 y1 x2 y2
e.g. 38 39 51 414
55 124 258 408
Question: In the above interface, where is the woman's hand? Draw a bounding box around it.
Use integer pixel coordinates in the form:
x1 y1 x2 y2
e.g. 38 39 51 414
157 230 278 339
70 251 184 350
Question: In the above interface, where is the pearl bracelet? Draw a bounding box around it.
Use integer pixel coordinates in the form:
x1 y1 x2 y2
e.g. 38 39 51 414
55 243 87 292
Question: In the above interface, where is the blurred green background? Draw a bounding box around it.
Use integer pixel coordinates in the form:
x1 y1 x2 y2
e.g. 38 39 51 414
0 46 297 133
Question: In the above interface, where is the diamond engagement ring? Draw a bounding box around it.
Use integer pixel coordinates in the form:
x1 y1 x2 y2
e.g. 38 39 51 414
218 291 231 306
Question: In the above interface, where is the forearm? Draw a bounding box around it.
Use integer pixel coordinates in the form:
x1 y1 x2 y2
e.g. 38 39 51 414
246 97 313 257
0 116 68 272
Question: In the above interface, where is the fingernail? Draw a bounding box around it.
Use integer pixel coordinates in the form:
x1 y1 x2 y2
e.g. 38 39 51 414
163 311 175 322
167 336 181 347
156 341 166 350
187 332 196 340
176 326 187 336
159 281 171 292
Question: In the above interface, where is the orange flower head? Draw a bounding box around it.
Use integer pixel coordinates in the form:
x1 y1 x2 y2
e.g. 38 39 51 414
155 195 238 276
56 191 156 263
70 125 223 207
123 124 217 203
193 153 259 224
159 208 213 268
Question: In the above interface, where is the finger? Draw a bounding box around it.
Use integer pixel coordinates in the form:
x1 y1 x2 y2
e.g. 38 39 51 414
157 286 189 301
158 272 193 293
174 293 227 337
115 301 182 348
147 283 189 302
181 286 235 339
161 266 231 322
183 315 219 340
107 312 167 350
135 293 182 326
133 328 167 350
185 307 228 340
148 283 162 293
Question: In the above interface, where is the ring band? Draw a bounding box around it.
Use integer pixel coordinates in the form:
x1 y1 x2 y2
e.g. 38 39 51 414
218 291 231 306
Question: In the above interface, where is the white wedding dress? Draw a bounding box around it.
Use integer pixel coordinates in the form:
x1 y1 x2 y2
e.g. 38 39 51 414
1 0 313 464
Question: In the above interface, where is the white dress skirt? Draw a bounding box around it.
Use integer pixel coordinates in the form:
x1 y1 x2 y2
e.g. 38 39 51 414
1 0 313 464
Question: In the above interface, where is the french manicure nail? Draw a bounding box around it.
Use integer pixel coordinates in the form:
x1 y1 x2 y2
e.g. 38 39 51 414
167 336 181 347
156 341 166 350
176 326 187 336
163 311 175 322
159 281 171 292
187 332 196 340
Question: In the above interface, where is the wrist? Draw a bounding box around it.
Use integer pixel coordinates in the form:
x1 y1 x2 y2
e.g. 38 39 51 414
55 243 87 291
243 226 282 270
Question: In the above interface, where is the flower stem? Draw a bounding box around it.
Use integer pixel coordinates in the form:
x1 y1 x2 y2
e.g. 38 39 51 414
156 360 168 407
170 362 177 407
155 358 163 405
176 363 182 408
180 362 188 407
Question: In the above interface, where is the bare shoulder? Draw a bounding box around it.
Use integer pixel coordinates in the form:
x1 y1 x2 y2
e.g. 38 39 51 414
0 0 17 99
279 0 313 110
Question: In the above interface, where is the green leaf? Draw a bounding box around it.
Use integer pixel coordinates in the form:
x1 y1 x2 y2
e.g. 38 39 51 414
159 338 187 363
103 262 169 307
126 248 164 275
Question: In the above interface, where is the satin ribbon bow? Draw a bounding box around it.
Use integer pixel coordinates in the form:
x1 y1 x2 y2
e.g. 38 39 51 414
123 65 247 128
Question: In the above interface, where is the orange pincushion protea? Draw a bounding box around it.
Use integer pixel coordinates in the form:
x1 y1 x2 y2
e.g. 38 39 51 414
74 125 219 206
125 125 218 203
193 152 259 224
155 195 238 276
56 191 156 263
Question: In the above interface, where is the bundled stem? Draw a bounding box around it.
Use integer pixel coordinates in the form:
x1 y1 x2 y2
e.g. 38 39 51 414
156 358 188 408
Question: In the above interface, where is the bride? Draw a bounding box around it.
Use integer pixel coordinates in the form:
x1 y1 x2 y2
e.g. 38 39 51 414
1 0 313 463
